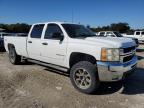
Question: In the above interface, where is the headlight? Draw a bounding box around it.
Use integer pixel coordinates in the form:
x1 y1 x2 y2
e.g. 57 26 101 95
101 48 120 61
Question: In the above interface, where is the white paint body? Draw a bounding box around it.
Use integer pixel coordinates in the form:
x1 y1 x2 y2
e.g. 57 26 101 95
4 22 135 68
122 31 144 43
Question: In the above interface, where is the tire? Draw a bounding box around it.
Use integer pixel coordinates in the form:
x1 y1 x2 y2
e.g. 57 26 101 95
9 47 21 65
70 61 100 94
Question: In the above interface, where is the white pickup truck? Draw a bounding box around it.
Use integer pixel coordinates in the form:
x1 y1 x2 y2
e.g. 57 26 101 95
4 22 137 94
123 31 144 43
97 31 139 47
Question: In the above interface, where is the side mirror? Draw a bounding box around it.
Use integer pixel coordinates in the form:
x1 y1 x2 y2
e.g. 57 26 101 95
52 32 64 41
59 34 64 41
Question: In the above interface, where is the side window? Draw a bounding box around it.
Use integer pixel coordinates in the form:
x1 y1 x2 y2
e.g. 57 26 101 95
107 32 115 37
30 24 44 38
136 32 140 35
99 32 105 36
44 24 63 39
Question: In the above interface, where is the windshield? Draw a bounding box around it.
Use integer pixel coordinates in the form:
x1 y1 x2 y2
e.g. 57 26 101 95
113 32 123 37
62 24 96 38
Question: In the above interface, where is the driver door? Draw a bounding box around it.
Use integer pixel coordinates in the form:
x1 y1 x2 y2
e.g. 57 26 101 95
40 23 67 66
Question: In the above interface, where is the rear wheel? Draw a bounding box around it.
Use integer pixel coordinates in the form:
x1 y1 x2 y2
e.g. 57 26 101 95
70 61 100 94
9 47 21 65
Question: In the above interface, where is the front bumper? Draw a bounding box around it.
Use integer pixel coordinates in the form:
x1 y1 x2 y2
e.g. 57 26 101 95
97 56 137 81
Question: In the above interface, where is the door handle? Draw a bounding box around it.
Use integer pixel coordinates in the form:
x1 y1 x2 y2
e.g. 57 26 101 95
42 42 48 45
28 41 32 43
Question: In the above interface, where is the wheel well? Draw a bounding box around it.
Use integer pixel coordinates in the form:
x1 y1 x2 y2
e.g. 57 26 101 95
69 52 96 68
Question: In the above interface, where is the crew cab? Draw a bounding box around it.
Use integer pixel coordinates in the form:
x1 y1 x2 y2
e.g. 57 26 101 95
97 31 139 47
122 31 144 43
4 22 137 94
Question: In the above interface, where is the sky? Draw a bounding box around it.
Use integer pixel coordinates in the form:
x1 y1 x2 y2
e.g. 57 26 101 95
0 0 144 29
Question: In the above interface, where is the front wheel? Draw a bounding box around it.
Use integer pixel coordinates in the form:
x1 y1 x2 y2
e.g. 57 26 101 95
70 61 100 94
9 47 21 65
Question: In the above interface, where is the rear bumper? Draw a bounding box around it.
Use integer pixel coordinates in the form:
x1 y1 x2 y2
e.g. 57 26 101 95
97 56 137 81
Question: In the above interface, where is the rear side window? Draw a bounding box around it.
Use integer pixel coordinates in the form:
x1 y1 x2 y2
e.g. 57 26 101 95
44 24 63 39
136 32 140 35
30 24 44 38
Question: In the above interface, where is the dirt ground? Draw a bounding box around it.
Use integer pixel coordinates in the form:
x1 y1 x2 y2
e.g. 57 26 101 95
0 45 144 108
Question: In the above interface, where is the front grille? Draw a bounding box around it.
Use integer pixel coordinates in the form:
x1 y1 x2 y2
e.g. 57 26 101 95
123 55 134 62
123 46 135 53
121 46 136 63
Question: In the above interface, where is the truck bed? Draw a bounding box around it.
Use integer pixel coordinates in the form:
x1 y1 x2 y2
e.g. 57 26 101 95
4 36 28 57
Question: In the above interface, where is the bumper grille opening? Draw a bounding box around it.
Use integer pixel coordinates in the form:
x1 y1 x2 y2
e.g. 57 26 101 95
123 55 134 62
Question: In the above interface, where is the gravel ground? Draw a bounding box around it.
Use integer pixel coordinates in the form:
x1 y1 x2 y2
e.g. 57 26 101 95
0 45 144 108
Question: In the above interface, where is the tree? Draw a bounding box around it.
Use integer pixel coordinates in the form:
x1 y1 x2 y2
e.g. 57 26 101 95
90 22 131 33
110 22 130 33
0 23 31 33
91 26 110 32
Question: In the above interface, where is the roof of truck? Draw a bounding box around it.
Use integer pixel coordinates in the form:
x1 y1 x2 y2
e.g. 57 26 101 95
33 21 78 25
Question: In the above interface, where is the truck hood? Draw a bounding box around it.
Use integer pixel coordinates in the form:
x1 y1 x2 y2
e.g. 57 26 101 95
85 37 135 48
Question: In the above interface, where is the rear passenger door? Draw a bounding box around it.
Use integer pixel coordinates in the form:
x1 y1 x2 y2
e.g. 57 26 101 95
27 24 44 60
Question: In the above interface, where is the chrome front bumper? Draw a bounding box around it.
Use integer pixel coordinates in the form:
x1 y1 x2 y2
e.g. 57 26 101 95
97 56 137 81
